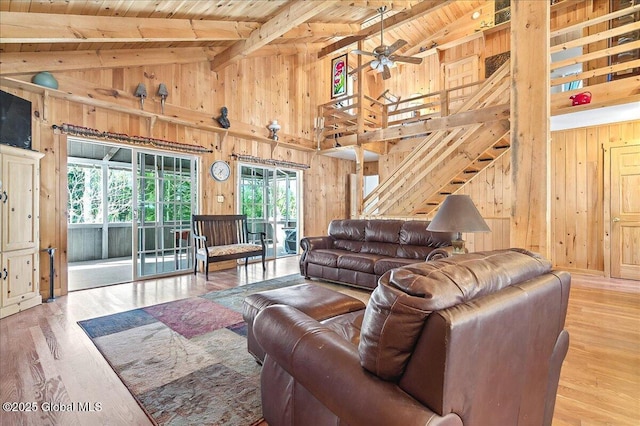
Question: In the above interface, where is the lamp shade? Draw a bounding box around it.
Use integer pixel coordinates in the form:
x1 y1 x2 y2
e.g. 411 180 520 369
267 120 281 131
134 83 147 97
427 195 491 233
157 83 169 97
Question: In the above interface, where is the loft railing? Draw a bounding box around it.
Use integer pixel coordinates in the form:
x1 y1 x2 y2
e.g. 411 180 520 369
318 78 491 143
317 2 638 144
550 2 639 113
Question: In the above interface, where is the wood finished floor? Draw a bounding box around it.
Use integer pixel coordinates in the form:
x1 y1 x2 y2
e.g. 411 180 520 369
0 258 638 426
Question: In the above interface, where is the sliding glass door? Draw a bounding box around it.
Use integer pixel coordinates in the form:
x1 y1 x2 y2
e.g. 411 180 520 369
239 164 300 259
134 151 198 278
67 139 198 289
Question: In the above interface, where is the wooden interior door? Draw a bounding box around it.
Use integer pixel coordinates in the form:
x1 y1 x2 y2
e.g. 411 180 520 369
442 55 479 115
610 144 640 280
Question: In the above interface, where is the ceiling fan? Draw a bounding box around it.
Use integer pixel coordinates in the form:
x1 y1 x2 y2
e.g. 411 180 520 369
351 6 423 80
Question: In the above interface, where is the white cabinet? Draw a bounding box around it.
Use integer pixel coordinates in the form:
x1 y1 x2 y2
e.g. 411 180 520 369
0 145 44 319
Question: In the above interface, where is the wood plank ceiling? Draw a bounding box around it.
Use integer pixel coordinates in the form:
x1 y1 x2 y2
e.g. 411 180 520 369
0 0 489 75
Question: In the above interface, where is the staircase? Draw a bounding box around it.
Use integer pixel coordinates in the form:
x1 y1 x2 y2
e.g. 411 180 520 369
362 59 512 217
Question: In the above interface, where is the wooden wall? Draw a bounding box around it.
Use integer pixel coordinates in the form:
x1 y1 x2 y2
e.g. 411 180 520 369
551 120 639 274
1 50 355 298
456 119 640 275
2 0 635 298
459 152 512 253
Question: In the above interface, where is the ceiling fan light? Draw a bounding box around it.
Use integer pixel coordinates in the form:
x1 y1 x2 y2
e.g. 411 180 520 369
371 60 380 70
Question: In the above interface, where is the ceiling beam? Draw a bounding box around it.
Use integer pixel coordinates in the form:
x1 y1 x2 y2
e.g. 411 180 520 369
0 47 222 76
0 12 258 43
317 0 453 59
209 0 334 72
0 11 359 44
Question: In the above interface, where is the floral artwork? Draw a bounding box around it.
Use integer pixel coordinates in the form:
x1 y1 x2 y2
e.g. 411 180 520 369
331 54 347 98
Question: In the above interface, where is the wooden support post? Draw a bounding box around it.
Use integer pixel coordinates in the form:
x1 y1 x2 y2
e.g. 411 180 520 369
354 145 364 218
356 40 365 135
510 0 550 257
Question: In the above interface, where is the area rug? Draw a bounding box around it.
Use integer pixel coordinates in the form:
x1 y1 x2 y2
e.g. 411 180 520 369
78 273 306 426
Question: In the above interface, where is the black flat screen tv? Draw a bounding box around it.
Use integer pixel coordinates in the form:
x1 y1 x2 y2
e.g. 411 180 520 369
0 90 33 150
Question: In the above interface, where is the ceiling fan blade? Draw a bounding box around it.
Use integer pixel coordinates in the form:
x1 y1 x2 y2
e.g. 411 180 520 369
387 39 408 55
348 60 373 75
382 64 391 80
352 49 377 57
389 55 423 65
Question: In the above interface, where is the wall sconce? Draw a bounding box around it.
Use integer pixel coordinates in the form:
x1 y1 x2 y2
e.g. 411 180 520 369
134 83 147 110
157 83 169 114
267 120 281 141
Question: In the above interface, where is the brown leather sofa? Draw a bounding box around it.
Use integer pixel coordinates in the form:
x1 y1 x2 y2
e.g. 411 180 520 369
255 249 571 426
300 219 454 290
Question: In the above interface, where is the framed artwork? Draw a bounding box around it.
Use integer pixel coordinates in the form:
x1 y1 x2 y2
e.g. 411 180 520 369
331 54 348 98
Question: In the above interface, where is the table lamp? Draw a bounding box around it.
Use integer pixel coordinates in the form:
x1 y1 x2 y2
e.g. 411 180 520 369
426 194 491 254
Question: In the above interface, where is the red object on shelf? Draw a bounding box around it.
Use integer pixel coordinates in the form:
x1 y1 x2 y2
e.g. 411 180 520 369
570 91 592 106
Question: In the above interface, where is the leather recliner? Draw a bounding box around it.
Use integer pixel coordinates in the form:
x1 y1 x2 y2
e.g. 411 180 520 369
254 249 571 425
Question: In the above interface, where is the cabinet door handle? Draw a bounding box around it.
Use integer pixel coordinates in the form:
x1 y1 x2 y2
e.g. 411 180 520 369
1 191 7 203
2 268 7 280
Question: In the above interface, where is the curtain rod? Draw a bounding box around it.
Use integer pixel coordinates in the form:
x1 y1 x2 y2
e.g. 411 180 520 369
52 123 213 154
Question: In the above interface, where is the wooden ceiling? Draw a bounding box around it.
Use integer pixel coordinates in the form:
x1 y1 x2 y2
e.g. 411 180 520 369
0 0 492 74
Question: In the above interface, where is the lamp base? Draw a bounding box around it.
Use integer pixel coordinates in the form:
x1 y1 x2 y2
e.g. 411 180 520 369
451 232 468 255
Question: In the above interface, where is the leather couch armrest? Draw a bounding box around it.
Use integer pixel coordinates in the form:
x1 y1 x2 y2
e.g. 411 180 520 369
299 236 333 276
300 236 333 251
254 305 462 426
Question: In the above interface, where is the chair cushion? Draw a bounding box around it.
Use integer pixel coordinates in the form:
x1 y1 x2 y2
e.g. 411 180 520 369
203 243 261 257
358 249 552 381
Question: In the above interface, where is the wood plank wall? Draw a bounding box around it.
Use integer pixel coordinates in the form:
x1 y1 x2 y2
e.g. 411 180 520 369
1 50 355 297
551 120 639 274
457 119 640 275
0 0 633 298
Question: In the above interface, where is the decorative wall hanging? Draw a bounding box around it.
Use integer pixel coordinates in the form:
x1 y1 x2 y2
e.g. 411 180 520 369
231 153 309 170
331 54 348 98
52 123 212 154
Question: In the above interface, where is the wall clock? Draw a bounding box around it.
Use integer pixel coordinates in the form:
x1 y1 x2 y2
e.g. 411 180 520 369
209 160 231 182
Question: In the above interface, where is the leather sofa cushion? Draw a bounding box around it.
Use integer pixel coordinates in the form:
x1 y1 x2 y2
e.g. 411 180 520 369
365 220 403 243
337 253 384 273
358 249 552 381
396 244 434 260
374 258 423 276
329 219 367 241
400 220 454 247
334 239 363 252
306 249 342 267
361 242 399 257
321 310 364 345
